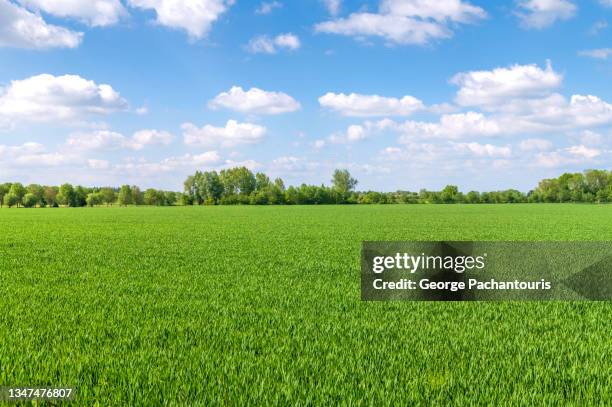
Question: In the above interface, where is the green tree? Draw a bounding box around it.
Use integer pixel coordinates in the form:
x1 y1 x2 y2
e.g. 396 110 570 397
117 185 133 206
0 183 10 208
22 193 38 208
131 186 144 205
27 184 45 206
57 183 76 207
466 191 481 204
440 185 460 204
74 186 88 207
100 188 116 206
332 169 358 203
8 183 26 206
44 186 59 207
3 193 19 208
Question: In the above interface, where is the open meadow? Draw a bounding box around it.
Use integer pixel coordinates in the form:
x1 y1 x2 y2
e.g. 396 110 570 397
1 205 611 405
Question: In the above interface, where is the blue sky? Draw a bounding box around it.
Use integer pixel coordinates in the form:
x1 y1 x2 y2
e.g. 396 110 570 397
1 0 611 192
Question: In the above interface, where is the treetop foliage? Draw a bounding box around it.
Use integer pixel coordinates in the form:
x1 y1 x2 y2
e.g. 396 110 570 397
1 168 611 208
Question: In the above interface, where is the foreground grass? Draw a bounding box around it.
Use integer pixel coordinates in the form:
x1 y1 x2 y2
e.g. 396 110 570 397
0 205 611 405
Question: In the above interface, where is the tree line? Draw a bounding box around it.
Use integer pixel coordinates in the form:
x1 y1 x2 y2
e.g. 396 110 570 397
1 168 611 208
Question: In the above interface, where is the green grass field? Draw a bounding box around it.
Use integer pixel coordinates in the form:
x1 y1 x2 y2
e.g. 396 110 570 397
1 205 611 405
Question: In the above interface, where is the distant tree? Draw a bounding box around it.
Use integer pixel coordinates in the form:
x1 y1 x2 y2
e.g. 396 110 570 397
204 171 223 204
22 193 38 208
131 186 144 205
144 189 160 206
466 191 481 204
255 172 271 191
27 184 45 206
164 191 177 206
44 186 59 207
86 192 104 207
440 185 460 204
0 183 9 208
332 169 358 203
117 185 133 206
74 186 88 207
4 193 19 208
57 183 76 207
8 183 26 207
100 188 116 206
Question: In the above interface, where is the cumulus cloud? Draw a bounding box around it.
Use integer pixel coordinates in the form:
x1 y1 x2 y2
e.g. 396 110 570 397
566 144 601 159
0 74 127 124
451 61 562 107
256 1 282 15
183 120 267 148
129 130 174 150
88 159 110 169
319 92 424 117
65 129 173 151
114 151 223 175
0 0 83 49
269 156 320 173
127 0 233 39
453 142 512 157
321 0 341 15
315 0 486 45
65 130 126 151
578 48 612 60
247 33 301 54
396 112 503 141
209 86 300 114
17 0 126 27
0 142 79 167
534 147 602 168
519 138 553 151
516 0 576 29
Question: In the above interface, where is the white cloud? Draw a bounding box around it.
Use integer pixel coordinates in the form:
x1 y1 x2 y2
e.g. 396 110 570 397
0 142 78 167
115 151 223 175
519 138 553 151
0 74 127 124
17 0 126 27
183 120 267 148
533 148 599 168
453 142 512 157
269 156 320 173
66 129 173 151
127 0 233 39
65 130 126 151
88 159 110 169
324 120 396 144
315 0 486 46
578 48 612 60
580 130 603 146
129 129 174 150
566 145 601 159
256 1 282 15
319 92 424 117
589 20 608 35
397 112 502 141
209 86 300 114
516 0 576 29
601 0 612 6
451 61 562 107
322 0 341 15
247 33 301 54
0 0 83 49
380 0 487 23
